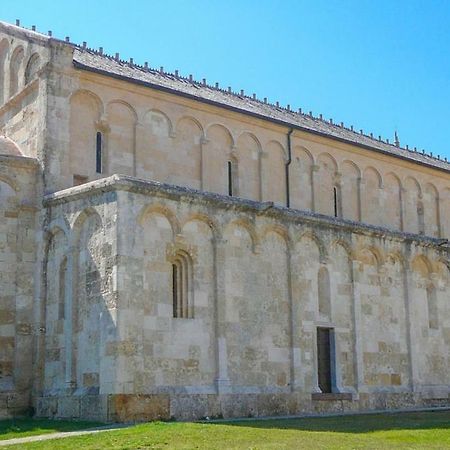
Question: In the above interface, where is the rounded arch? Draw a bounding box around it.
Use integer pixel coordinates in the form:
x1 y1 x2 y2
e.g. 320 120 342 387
45 217 71 238
259 223 290 248
175 115 205 139
137 203 179 237
237 131 262 153
363 166 382 188
265 139 288 161
9 45 24 97
404 176 422 197
0 173 20 191
297 230 327 261
106 99 138 123
24 52 41 84
70 206 103 244
424 182 439 198
411 254 433 277
385 172 402 189
294 145 314 165
69 89 104 118
180 212 220 240
354 246 383 268
223 218 258 251
317 152 338 173
205 123 234 148
341 159 361 178
385 251 406 269
330 238 354 260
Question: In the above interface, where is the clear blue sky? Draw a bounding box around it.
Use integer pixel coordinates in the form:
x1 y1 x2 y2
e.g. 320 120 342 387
2 0 449 159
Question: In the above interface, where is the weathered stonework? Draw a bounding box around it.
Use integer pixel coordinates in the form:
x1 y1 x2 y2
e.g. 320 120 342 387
0 20 448 421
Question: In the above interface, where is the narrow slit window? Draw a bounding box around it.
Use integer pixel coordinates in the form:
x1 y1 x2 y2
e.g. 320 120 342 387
317 327 333 393
172 252 193 319
228 161 233 196
333 187 339 218
96 131 102 174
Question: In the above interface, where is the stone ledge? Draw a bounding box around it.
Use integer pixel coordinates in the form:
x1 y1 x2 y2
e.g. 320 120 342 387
43 174 448 250
312 393 353 402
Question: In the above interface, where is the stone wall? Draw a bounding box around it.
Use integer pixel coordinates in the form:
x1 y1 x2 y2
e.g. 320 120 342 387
37 176 450 421
0 155 38 418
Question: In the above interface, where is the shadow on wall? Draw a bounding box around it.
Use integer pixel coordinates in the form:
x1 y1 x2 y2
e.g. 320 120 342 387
206 410 450 434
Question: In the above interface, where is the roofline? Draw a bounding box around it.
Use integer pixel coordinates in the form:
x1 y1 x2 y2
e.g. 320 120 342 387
73 60 450 176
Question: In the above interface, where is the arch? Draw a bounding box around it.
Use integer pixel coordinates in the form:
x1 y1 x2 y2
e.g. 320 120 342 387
137 203 179 237
363 166 382 188
411 254 432 278
224 218 258 252
106 99 138 123
175 115 204 139
385 251 406 269
262 140 287 205
317 152 338 173
0 38 9 104
259 223 290 248
341 160 361 221
205 123 234 148
424 182 440 237
69 89 104 118
9 45 24 98
315 152 339 216
45 217 71 238
0 173 19 192
70 207 103 242
362 166 383 226
297 230 327 261
292 146 314 211
24 52 41 84
384 172 402 231
106 100 137 176
143 108 173 136
180 212 220 241
330 238 353 261
403 176 423 234
170 249 194 319
404 176 422 197
354 246 383 268
236 131 262 154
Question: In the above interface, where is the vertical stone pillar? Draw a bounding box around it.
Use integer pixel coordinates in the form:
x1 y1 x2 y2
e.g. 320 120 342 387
134 123 146 179
213 236 231 393
350 259 365 396
311 164 319 212
356 177 362 222
64 250 75 388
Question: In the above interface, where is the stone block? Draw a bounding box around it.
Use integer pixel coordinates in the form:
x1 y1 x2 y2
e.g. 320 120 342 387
107 394 170 422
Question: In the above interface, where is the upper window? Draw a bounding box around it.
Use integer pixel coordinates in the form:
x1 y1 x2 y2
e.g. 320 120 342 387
96 131 103 174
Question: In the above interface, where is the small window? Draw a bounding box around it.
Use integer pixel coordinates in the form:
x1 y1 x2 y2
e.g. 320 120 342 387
317 327 333 393
228 160 233 196
333 187 339 218
58 257 67 320
96 131 103 174
172 251 193 318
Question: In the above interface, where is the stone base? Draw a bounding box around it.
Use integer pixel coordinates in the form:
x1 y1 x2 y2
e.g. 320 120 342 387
0 391 32 419
35 391 450 423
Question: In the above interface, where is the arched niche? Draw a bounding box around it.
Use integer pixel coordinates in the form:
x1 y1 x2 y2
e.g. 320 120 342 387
291 146 314 211
340 160 361 221
9 46 24 98
0 39 9 104
315 153 338 216
236 132 260 201
361 167 383 226
384 173 402 230
24 53 40 84
262 140 286 206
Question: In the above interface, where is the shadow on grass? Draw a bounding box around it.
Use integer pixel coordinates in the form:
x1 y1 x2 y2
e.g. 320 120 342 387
208 410 450 434
0 418 105 439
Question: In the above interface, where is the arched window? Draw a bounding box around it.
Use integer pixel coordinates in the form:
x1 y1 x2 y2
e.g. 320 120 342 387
172 251 193 318
96 131 103 174
9 46 24 98
227 158 238 197
318 266 331 318
427 284 438 329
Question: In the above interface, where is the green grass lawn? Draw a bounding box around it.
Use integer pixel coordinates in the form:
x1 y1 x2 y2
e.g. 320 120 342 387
0 418 104 441
1 410 450 449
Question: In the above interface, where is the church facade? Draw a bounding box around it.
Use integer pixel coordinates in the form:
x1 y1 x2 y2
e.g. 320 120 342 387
0 20 449 422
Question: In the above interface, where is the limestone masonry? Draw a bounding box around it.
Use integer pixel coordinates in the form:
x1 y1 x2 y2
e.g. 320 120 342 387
0 20 449 421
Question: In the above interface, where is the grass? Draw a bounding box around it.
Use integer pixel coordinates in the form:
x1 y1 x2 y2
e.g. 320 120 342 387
1 410 450 449
0 418 104 441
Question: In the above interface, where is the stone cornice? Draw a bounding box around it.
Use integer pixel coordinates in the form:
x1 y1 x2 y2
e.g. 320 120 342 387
43 175 449 251
0 154 39 170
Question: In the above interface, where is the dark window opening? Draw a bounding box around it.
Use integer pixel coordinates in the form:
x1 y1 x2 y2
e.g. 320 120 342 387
172 252 192 319
172 263 179 318
228 160 233 196
317 327 332 393
96 131 102 174
333 187 339 218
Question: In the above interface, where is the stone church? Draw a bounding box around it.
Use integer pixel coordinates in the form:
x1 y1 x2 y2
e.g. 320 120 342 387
0 19 449 422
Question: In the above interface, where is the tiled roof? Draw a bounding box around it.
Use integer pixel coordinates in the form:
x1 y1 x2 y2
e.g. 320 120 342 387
1 20 448 173
73 49 450 174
